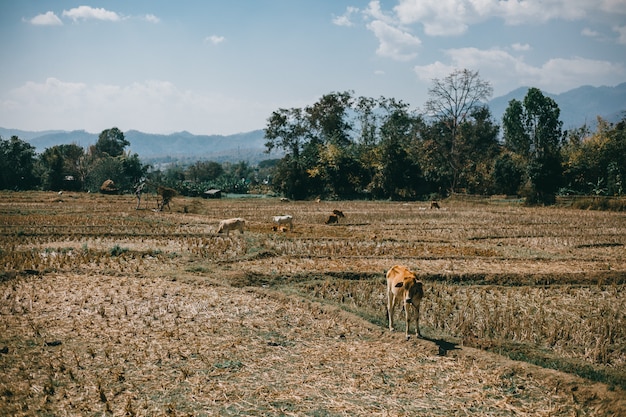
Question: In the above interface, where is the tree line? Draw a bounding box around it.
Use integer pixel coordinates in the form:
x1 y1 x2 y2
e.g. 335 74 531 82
1 69 624 204
264 69 625 204
0 126 263 197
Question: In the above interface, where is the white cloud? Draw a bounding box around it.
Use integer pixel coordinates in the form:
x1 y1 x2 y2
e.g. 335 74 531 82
599 0 626 14
332 6 359 27
582 28 600 38
366 20 421 61
414 47 626 94
0 78 269 135
614 25 626 44
29 11 63 26
391 0 626 37
62 6 121 22
511 43 531 51
143 14 160 24
205 35 225 45
394 0 475 36
365 1 395 25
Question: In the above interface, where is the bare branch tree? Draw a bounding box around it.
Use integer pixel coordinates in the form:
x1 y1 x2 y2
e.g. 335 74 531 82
424 69 493 192
425 69 493 132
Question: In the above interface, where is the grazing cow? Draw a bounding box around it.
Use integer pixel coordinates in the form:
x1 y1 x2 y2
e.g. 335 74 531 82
280 197 290 202
217 218 245 236
325 209 345 225
332 209 345 218
430 201 440 209
386 265 424 340
272 215 293 231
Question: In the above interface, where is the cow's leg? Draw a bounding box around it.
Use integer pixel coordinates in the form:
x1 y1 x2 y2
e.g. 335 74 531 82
387 291 395 331
404 301 411 340
415 302 421 338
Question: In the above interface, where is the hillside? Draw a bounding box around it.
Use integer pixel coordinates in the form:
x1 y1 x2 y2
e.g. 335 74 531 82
488 82 626 129
0 127 273 164
2 83 624 162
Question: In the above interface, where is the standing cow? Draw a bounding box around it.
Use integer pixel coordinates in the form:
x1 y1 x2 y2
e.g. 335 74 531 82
272 215 293 231
386 265 424 340
217 218 245 236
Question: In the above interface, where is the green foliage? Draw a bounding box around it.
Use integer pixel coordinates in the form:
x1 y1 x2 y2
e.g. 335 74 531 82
503 88 563 204
562 117 626 196
492 153 524 195
3 73 623 204
38 144 85 191
39 146 65 191
0 136 39 190
93 127 130 158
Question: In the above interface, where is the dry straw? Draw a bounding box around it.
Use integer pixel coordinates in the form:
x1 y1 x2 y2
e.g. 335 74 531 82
0 191 624 415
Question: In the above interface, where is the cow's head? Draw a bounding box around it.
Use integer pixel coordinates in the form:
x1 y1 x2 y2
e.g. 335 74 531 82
395 273 423 305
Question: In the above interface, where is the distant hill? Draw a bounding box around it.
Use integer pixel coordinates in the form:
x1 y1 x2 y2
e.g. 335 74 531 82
2 83 624 161
0 127 276 164
488 82 626 130
123 130 274 163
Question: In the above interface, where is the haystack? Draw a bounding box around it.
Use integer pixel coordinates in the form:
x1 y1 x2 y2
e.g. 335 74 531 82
100 179 118 194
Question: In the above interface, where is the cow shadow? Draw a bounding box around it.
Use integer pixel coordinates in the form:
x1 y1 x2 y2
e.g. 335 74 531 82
420 335 460 356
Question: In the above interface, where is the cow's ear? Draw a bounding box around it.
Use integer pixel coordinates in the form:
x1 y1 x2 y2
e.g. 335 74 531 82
394 282 403 288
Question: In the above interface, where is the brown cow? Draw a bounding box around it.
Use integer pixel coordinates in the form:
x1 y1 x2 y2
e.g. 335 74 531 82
386 265 424 340
325 209 345 225
332 209 345 218
430 201 440 209
217 218 245 236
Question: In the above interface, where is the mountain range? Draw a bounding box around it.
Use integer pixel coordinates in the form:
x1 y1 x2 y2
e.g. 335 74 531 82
488 82 626 130
2 83 624 163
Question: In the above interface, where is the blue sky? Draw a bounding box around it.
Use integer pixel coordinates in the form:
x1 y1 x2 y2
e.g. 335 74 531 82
1 0 625 135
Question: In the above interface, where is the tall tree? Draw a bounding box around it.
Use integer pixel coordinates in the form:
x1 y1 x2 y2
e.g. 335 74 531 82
503 87 563 204
424 69 493 192
39 146 65 191
0 136 38 190
264 107 311 199
369 98 423 199
93 127 130 158
39 144 85 191
306 91 353 147
264 107 309 160
456 106 500 194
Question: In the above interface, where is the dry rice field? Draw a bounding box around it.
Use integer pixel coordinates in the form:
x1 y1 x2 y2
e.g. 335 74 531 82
0 191 625 416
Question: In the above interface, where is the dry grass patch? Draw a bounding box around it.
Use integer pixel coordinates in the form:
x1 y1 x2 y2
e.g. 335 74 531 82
1 191 625 415
1 272 623 416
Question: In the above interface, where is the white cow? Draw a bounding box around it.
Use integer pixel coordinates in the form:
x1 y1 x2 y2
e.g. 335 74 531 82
217 218 245 236
272 215 293 231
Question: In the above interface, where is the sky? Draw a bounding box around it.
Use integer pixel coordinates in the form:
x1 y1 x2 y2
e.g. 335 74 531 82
1 0 625 136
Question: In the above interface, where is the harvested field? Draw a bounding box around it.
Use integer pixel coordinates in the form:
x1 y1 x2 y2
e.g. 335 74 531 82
0 191 625 416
